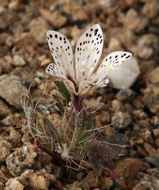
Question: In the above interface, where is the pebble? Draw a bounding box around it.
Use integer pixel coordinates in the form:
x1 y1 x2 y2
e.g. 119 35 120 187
80 171 98 189
145 67 159 84
143 142 159 157
0 100 11 118
111 111 132 129
6 143 52 177
142 0 159 19
155 138 159 147
48 11 67 28
0 6 6 14
133 175 159 190
39 8 51 20
116 88 136 102
63 2 88 23
138 46 153 60
0 12 13 30
6 144 38 176
29 17 49 44
21 170 56 190
40 58 50 66
0 140 12 162
12 55 26 66
115 158 149 178
8 1 19 11
0 57 13 73
0 75 27 109
13 32 33 50
143 84 159 116
145 157 159 167
5 178 24 190
121 9 148 33
1 116 14 126
153 128 159 138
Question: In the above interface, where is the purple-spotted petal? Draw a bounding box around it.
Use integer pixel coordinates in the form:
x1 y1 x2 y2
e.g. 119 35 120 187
94 51 132 83
46 63 66 79
47 30 74 79
75 24 103 83
96 78 109 87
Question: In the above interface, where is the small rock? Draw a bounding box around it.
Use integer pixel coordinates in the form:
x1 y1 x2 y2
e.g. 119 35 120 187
145 157 159 167
111 99 124 112
80 171 98 189
6 144 52 177
116 88 136 102
143 142 159 157
63 2 88 23
6 144 38 176
6 35 14 47
1 116 14 126
138 46 153 60
133 110 147 119
121 9 148 33
132 100 144 109
108 57 140 89
0 75 27 109
21 170 56 190
145 67 159 84
155 138 159 147
5 178 24 190
100 177 113 190
137 145 147 157
0 6 6 14
137 34 159 52
0 13 14 30
8 1 19 11
107 37 122 52
0 57 13 73
0 100 11 118
143 84 159 116
13 32 33 50
0 141 12 162
40 58 51 66
142 0 159 19
153 128 159 138
9 127 21 145
29 17 49 44
12 55 26 66
111 111 132 128
115 158 149 178
48 11 67 28
39 8 51 20
133 176 159 190
70 25 82 45
99 0 117 12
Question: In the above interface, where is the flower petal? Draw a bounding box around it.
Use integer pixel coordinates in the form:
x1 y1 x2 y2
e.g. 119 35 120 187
46 63 66 79
75 24 103 82
78 81 94 96
46 63 76 94
47 30 74 79
93 51 132 83
96 78 109 87
63 79 76 95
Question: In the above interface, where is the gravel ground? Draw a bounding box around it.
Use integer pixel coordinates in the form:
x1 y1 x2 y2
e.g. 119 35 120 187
0 0 159 189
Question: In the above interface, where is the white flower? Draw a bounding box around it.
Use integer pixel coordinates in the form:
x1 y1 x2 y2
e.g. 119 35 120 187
46 24 132 96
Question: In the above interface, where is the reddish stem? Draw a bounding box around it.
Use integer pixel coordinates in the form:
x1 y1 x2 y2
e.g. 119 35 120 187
72 95 83 112
35 138 65 164
103 169 118 179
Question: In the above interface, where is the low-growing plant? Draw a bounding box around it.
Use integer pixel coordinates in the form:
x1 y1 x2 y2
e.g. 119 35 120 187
22 24 132 178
